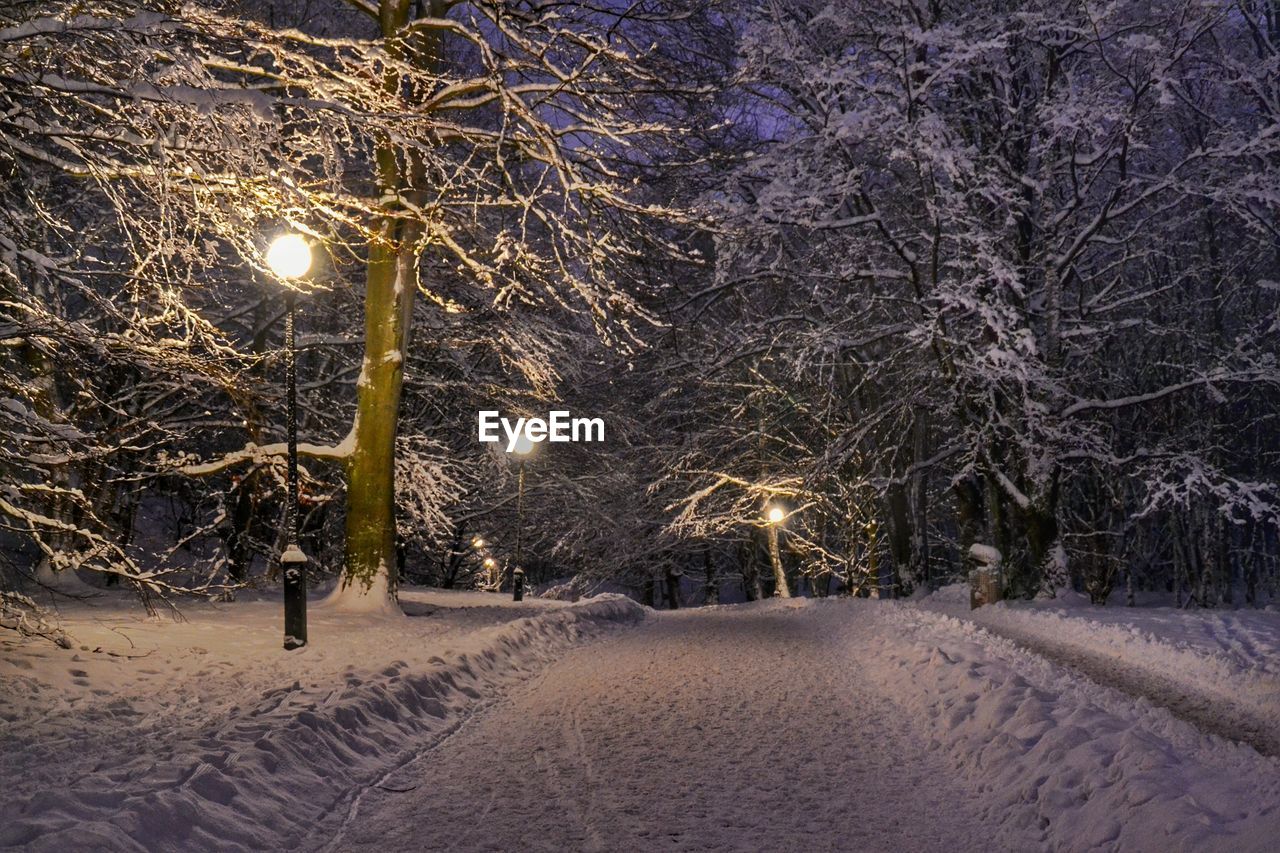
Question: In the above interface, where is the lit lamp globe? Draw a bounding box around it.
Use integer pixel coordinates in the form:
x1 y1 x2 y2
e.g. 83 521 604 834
483 557 497 570
766 505 785 524
472 537 486 550
511 434 535 456
267 233 312 279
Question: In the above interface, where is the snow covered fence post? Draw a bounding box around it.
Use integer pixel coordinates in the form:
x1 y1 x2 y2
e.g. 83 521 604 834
968 544 1003 609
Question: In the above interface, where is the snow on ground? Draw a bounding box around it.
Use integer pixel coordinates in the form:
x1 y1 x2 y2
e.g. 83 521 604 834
919 585 1280 756
875 601 1280 851
337 599 997 853
4 591 1279 852
0 587 642 851
341 598 1280 853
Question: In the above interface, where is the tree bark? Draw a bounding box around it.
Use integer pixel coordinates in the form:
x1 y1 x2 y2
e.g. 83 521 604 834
702 549 719 605
337 222 417 607
767 523 791 598
333 0 436 610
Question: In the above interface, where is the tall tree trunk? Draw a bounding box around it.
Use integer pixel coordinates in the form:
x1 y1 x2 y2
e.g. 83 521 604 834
331 0 437 611
334 223 417 610
702 549 719 605
886 484 913 592
664 565 682 609
910 409 932 590
739 535 763 601
766 523 791 598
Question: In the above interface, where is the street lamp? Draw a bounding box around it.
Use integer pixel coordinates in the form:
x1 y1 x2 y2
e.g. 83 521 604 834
764 503 792 599
510 433 534 601
267 232 312 651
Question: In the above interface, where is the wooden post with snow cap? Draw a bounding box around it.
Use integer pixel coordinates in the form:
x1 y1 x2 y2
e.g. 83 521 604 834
968 543 1003 609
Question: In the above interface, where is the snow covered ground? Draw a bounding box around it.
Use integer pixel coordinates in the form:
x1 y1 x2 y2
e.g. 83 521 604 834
335 598 1280 852
3 590 1279 851
1 588 642 851
919 585 1280 756
876 599 1280 851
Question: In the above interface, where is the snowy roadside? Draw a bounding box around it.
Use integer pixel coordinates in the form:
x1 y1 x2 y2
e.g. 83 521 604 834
854 600 1280 851
0 588 643 852
337 597 1280 852
916 586 1280 755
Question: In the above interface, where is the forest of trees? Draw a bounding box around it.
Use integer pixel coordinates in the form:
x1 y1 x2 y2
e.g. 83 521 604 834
3 0 1279 614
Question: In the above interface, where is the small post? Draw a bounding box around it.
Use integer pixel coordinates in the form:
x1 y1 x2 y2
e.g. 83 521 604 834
968 543 1003 609
512 566 525 602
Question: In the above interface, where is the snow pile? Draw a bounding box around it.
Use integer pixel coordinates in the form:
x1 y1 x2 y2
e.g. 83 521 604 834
863 604 1280 851
920 587 1280 755
1 591 642 852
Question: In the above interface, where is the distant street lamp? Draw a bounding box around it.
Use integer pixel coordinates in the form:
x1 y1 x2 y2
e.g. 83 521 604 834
764 503 792 598
267 232 312 651
510 433 534 601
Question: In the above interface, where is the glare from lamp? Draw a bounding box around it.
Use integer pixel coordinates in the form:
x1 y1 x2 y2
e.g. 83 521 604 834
472 537 486 549
511 433 535 456
267 233 312 279
766 505 785 524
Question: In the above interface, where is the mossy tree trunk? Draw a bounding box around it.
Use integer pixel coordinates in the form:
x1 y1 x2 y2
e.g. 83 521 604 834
335 0 438 607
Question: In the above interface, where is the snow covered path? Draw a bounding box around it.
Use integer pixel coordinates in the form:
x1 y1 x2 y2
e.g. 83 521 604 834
337 603 995 852
335 598 1280 853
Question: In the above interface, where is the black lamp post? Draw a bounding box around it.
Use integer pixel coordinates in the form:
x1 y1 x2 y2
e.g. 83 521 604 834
267 233 312 650
511 434 534 601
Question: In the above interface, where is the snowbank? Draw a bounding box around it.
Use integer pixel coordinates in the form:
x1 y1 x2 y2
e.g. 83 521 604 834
863 603 1280 851
1 590 642 852
920 585 1280 755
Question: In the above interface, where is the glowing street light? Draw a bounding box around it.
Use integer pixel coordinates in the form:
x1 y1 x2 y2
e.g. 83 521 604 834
764 503 792 599
472 536 486 550
267 233 312 279
268 232 313 651
510 433 535 601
